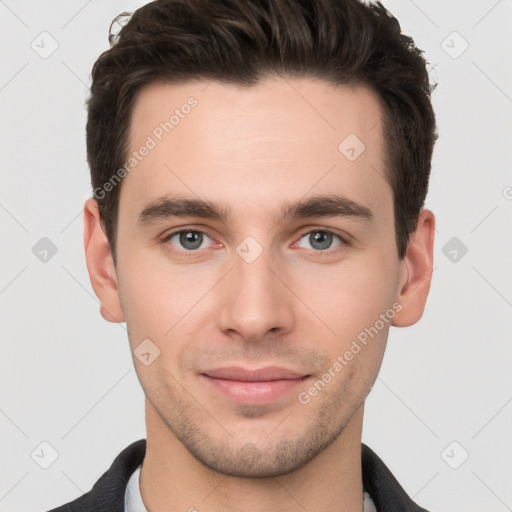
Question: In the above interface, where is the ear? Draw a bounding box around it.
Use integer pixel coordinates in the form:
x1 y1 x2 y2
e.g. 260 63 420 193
83 198 125 323
392 208 435 327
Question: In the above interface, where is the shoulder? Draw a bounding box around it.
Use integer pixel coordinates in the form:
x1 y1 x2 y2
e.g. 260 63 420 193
46 439 146 512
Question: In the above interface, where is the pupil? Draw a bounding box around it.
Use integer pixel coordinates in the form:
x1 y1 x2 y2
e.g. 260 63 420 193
310 232 332 250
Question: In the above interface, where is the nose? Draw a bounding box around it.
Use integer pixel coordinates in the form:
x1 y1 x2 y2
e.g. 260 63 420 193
216 247 295 344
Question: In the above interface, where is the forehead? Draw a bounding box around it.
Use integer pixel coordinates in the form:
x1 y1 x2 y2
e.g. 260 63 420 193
122 77 391 222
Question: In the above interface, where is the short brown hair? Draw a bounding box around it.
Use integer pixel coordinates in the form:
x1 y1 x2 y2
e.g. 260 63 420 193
87 0 437 264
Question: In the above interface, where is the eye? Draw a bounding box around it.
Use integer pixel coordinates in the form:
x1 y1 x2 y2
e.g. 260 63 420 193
165 230 214 251
296 230 344 252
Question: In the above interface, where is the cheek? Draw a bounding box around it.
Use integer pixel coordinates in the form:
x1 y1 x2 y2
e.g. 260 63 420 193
117 254 220 376
298 257 398 339
116 257 178 344
117 244 196 321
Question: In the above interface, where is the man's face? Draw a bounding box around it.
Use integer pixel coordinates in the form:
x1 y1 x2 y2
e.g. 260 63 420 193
114 77 406 477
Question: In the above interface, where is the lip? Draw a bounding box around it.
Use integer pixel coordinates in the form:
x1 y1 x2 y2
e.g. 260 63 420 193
201 366 311 405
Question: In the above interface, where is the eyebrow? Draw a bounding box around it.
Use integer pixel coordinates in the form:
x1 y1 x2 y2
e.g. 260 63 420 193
137 194 374 226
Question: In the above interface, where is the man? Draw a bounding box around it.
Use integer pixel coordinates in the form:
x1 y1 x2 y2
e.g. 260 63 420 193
48 0 437 510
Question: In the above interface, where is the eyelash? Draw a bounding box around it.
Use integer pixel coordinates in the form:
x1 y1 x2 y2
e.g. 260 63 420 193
161 228 348 257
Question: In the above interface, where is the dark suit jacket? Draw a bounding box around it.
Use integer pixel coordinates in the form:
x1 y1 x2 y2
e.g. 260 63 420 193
47 439 429 511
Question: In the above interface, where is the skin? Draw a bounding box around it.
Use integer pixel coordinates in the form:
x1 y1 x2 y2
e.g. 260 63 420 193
84 77 435 511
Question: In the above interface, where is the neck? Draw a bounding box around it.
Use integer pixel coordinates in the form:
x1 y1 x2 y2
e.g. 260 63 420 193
140 399 365 512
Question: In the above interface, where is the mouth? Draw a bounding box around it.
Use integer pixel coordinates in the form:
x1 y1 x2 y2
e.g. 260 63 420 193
200 366 311 405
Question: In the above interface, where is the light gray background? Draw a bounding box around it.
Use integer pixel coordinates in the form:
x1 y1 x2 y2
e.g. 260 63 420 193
1 1 511 511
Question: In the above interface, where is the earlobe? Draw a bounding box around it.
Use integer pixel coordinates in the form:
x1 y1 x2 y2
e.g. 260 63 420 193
83 198 125 323
392 209 435 327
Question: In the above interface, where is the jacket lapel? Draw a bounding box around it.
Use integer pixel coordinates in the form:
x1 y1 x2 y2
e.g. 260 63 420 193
361 443 430 512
